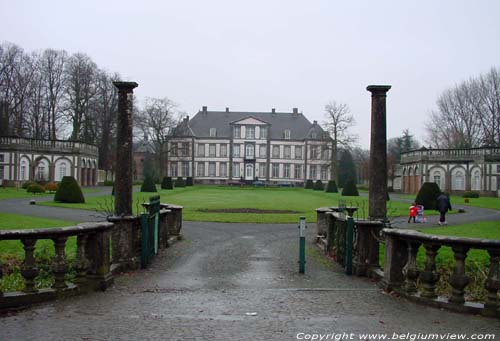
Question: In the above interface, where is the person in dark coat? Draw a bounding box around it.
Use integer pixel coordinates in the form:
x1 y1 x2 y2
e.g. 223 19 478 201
436 193 452 225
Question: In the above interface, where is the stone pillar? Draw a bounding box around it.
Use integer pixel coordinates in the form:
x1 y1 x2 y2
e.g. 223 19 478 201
367 85 391 220
113 81 138 216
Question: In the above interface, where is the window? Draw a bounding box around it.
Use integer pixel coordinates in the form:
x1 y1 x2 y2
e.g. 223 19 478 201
245 144 254 158
272 163 279 178
171 143 178 156
169 162 178 177
245 164 254 178
272 145 280 158
453 171 465 190
284 129 291 139
311 132 317 139
246 126 255 139
180 143 189 157
37 166 45 181
59 163 67 179
497 165 500 174
220 144 227 157
294 164 302 179
309 165 317 180
472 170 481 191
21 165 26 180
284 146 291 159
321 166 328 180
260 127 268 139
0 154 4 162
209 128 217 137
233 126 241 138
283 164 290 178
197 144 205 157
197 162 205 177
311 146 319 159
259 145 267 158
259 163 267 177
295 146 302 159
220 163 227 177
0 166 4 180
232 163 240 177
182 162 189 177
209 144 216 157
321 146 329 160
433 174 441 189
208 162 216 177
233 144 240 157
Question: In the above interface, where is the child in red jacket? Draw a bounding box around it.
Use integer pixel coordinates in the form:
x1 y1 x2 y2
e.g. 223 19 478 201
408 203 418 223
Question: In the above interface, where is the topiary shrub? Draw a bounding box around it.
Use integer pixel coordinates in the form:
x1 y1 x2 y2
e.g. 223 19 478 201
141 175 157 192
175 177 186 188
305 179 314 189
341 179 359 196
462 191 479 198
186 177 194 186
313 180 324 191
54 176 85 203
161 176 173 190
325 180 338 193
27 183 45 194
45 182 58 193
415 182 441 210
22 181 35 189
103 180 114 186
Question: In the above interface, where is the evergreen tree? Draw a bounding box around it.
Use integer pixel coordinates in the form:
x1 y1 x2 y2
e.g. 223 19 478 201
338 149 357 188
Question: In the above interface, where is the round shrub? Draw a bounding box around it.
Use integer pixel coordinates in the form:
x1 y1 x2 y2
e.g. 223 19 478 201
313 180 324 191
141 175 157 192
462 191 479 198
304 179 314 189
415 182 441 210
54 176 85 203
45 182 58 193
325 180 338 193
161 176 173 190
27 183 45 194
341 179 359 196
175 177 186 188
22 181 36 189
186 177 194 186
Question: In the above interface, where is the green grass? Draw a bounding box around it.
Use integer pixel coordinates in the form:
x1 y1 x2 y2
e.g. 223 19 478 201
0 187 101 201
398 193 499 211
39 185 428 224
380 220 500 300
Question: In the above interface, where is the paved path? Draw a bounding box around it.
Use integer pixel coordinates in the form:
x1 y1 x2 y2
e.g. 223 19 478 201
1 221 498 340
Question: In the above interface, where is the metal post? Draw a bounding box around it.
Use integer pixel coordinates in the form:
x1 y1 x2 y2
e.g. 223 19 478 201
345 215 354 275
298 216 307 274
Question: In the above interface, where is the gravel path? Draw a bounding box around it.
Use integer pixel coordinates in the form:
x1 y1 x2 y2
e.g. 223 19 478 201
1 221 498 340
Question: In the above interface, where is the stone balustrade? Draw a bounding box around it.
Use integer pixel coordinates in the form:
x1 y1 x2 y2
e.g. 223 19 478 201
0 222 114 310
0 136 99 155
382 228 500 317
400 147 500 164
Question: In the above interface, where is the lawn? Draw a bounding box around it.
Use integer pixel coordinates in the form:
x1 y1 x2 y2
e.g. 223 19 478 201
39 185 425 224
0 187 101 201
398 193 499 211
379 220 500 301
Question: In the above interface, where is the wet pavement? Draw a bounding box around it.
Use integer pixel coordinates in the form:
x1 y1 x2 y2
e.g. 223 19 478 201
1 221 498 340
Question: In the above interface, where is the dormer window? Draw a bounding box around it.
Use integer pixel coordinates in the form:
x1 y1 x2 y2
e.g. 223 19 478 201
311 132 317 139
209 128 217 137
284 129 291 139
246 126 255 139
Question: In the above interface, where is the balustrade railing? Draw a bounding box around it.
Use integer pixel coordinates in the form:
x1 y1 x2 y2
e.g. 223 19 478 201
383 228 500 317
400 147 500 164
0 136 98 155
0 222 114 310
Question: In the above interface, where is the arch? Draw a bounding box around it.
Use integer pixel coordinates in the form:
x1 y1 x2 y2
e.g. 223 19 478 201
54 157 74 182
408 167 415 194
33 156 51 182
471 167 482 191
19 155 31 181
452 169 466 191
428 166 446 191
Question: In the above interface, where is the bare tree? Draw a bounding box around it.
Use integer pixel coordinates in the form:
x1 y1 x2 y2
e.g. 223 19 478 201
136 97 178 178
323 101 357 183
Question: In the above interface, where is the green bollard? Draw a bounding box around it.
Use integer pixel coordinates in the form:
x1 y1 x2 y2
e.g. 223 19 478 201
345 215 354 275
298 216 306 274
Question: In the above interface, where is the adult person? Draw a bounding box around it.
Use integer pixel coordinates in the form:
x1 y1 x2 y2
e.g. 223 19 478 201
436 192 452 225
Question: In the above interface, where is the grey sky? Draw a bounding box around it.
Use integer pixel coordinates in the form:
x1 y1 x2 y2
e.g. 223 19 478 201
2 0 499 148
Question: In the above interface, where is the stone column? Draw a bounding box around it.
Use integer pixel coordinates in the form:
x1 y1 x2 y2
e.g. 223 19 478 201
367 85 391 220
113 81 138 216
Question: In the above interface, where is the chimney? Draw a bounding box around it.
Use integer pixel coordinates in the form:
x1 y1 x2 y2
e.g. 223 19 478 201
143 132 148 141
183 115 189 122
202 106 207 115
292 108 298 115
313 120 317 125
271 108 276 114
225 107 229 113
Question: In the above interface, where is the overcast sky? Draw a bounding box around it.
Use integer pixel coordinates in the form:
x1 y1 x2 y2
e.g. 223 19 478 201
1 0 499 148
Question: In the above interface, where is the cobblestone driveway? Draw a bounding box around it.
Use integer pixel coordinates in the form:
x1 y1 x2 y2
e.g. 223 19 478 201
1 221 498 340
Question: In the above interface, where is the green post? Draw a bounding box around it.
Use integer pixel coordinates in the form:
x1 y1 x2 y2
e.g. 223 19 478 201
345 215 354 275
140 213 148 268
298 216 306 274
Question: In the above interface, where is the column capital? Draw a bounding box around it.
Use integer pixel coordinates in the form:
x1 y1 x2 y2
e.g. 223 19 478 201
113 81 138 92
366 85 392 95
